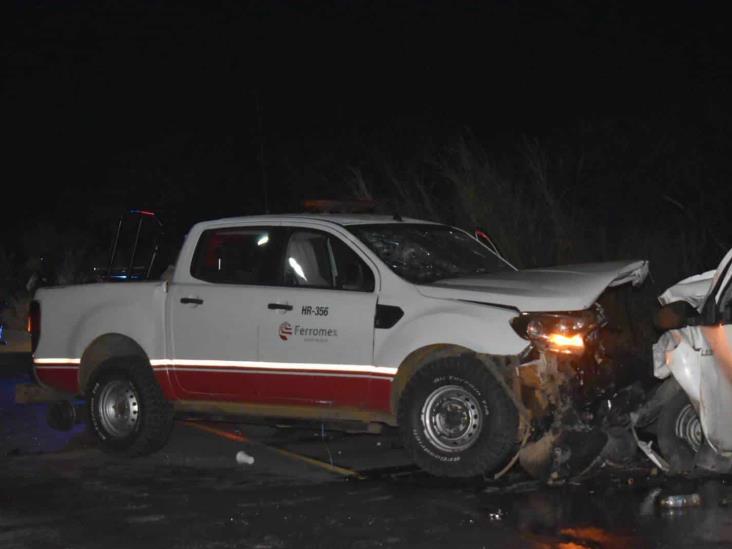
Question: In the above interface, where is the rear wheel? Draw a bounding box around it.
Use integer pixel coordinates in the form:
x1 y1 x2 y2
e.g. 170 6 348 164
657 390 703 473
88 358 174 456
397 355 519 478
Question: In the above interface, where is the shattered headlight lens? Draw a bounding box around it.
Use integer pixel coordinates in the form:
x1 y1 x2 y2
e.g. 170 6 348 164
512 310 599 355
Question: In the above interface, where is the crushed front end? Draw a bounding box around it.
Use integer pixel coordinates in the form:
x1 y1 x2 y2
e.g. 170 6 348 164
510 290 648 480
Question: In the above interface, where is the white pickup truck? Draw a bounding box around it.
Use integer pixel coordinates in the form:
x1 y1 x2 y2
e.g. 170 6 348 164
31 214 648 477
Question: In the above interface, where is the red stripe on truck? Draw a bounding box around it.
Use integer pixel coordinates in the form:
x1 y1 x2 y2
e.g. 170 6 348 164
32 360 393 413
34 366 79 394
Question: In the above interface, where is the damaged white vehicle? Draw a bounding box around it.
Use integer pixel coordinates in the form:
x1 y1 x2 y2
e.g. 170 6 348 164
30 214 649 478
639 248 732 474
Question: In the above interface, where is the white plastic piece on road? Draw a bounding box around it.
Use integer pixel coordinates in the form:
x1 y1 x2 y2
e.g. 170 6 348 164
631 426 670 472
235 450 255 465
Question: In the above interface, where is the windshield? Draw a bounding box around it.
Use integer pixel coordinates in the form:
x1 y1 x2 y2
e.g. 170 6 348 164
348 223 512 284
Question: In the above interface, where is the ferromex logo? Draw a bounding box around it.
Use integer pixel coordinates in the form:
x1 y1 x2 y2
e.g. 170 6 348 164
279 322 293 341
278 322 338 342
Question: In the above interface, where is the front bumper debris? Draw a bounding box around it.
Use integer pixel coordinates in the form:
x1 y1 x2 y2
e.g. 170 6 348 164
513 349 645 481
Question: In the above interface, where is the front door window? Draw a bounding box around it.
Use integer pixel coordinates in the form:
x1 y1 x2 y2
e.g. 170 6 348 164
283 229 375 292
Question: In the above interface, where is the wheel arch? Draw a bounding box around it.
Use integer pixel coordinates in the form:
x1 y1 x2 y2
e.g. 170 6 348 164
390 344 527 420
79 333 151 394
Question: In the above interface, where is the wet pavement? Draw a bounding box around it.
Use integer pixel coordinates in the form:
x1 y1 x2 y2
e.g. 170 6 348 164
2 353 732 548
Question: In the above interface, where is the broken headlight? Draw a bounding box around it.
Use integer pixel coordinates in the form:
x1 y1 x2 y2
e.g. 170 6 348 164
511 309 600 355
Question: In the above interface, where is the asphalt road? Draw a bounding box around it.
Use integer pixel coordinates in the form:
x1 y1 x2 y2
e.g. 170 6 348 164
2 353 731 548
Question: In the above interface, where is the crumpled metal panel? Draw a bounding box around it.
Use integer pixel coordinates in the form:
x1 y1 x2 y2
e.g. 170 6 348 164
657 328 703 407
658 270 715 309
652 331 674 380
700 325 732 455
657 245 732 455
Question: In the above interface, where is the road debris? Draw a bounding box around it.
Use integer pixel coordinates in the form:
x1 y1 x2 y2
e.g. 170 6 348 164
658 493 702 509
184 421 363 478
236 450 255 465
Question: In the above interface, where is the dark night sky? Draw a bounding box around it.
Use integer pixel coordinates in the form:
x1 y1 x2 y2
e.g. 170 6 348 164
2 1 730 244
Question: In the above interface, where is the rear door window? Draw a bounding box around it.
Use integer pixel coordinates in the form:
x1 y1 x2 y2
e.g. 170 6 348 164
190 227 281 285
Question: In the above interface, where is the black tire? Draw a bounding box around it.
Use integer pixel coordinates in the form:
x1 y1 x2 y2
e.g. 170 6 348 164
88 357 174 457
657 390 702 473
397 354 519 478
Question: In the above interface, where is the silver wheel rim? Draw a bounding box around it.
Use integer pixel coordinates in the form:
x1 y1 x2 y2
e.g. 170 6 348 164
675 403 702 453
421 384 483 453
97 379 140 438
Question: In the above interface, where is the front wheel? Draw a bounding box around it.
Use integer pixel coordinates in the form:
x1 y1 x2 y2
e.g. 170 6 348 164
657 390 703 473
397 355 519 478
88 358 174 456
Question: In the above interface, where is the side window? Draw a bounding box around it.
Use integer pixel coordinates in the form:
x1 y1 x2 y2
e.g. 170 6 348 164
283 230 375 292
191 227 278 285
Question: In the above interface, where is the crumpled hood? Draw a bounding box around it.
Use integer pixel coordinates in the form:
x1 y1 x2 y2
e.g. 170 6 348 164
417 260 649 312
658 247 732 310
658 270 716 309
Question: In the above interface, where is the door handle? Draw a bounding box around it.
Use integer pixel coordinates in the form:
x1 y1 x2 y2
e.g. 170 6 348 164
180 297 204 305
268 303 293 311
